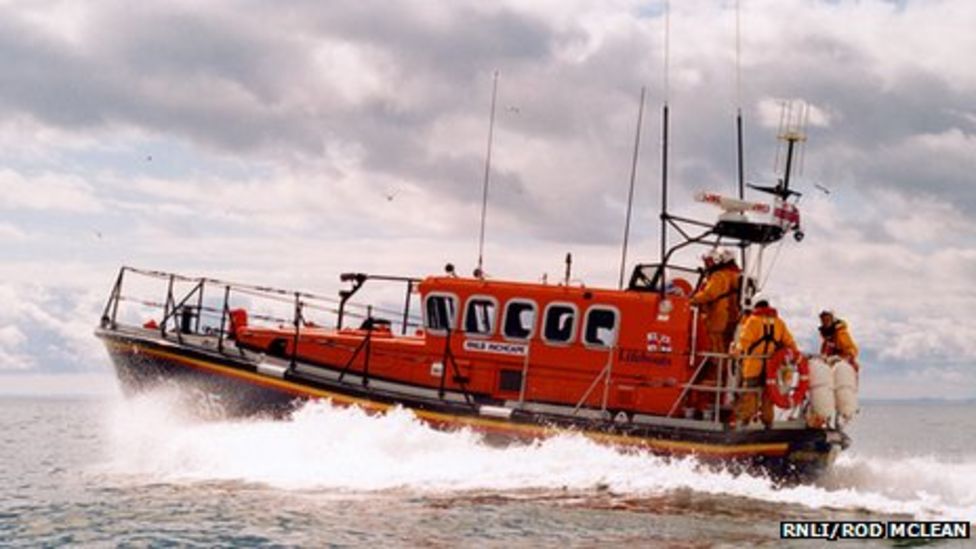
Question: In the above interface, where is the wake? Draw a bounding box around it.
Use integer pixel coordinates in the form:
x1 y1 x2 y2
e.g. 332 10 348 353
101 392 976 520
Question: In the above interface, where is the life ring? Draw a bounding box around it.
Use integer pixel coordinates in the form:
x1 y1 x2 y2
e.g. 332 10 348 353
666 278 693 297
765 348 810 409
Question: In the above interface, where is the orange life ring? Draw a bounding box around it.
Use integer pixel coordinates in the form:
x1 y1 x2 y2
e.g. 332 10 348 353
667 278 693 297
765 348 810 409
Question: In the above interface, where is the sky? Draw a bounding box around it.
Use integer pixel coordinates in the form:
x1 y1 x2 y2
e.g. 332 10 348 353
1 0 974 399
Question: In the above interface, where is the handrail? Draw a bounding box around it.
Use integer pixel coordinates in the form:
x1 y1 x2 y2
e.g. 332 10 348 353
337 272 421 332
100 266 424 338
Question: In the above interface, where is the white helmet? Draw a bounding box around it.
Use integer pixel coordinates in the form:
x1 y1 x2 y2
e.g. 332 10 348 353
718 248 737 264
702 249 722 263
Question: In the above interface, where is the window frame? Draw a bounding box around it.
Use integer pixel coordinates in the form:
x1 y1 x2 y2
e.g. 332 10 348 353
582 305 620 349
461 294 499 338
500 298 538 342
422 292 459 335
541 301 579 346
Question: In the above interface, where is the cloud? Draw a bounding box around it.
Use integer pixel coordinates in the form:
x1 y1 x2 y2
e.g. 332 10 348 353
0 282 106 373
0 168 102 212
0 1 973 398
0 222 27 240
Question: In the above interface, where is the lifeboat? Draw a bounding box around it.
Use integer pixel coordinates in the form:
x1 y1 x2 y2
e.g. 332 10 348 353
96 257 850 483
95 111 853 483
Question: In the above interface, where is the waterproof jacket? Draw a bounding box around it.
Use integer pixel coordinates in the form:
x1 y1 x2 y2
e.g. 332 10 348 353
734 306 798 378
820 319 858 360
691 262 741 334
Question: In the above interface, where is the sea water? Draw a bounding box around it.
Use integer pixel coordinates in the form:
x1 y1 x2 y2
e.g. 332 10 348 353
1 392 973 547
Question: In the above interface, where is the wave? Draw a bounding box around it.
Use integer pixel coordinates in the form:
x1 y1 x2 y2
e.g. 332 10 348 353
100 391 976 520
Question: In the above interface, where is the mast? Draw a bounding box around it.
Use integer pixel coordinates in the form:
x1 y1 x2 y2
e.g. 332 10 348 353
659 0 671 296
618 86 646 289
735 0 745 202
660 103 669 282
476 70 499 278
736 0 747 275
777 101 807 193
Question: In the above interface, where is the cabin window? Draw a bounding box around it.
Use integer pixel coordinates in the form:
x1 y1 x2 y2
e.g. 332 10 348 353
584 307 619 348
503 300 537 340
543 302 577 344
464 296 497 336
424 294 457 332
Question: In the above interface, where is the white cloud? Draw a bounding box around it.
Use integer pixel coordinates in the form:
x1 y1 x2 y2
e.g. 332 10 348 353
0 1 973 398
756 97 833 129
0 324 32 371
0 222 27 240
0 282 106 373
0 168 102 212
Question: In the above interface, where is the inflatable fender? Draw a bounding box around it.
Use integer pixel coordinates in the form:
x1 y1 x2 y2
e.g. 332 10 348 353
807 356 835 424
833 358 859 420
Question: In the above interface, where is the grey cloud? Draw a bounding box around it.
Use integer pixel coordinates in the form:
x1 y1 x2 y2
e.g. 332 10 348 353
2 2 976 246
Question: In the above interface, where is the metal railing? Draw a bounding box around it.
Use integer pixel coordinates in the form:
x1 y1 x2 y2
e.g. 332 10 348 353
99 266 424 362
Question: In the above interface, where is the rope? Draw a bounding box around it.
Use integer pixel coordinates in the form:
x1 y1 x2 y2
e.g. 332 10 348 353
758 236 787 292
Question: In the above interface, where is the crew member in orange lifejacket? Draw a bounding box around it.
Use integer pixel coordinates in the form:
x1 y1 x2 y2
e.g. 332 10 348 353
818 310 859 368
689 249 742 413
732 297 798 427
691 249 742 353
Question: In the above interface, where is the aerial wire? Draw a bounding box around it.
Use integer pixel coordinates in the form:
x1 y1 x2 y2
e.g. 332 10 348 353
476 70 499 278
618 86 646 289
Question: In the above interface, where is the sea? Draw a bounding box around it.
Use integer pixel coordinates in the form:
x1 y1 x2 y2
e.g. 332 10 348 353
1 391 973 547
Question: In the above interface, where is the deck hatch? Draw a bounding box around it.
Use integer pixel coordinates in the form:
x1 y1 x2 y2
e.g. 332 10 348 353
499 369 523 392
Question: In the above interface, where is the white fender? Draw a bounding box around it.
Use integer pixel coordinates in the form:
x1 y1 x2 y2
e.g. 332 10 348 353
807 357 835 424
833 359 859 421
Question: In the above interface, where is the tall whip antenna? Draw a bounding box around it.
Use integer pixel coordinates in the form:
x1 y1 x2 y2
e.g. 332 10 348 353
659 1 671 289
735 0 745 201
664 1 671 105
735 0 747 274
618 86 646 289
476 70 499 278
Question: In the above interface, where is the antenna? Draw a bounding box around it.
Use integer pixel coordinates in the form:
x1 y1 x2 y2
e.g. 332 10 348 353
773 100 787 175
735 0 745 201
618 86 646 289
797 102 809 176
475 70 499 278
659 0 671 295
735 0 747 275
777 99 808 191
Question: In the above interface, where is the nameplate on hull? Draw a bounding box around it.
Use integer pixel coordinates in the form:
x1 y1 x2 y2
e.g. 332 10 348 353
463 339 528 356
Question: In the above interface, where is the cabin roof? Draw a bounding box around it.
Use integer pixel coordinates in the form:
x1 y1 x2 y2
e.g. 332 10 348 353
418 276 673 303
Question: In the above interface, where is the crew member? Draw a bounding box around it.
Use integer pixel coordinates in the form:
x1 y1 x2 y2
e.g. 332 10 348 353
818 310 859 367
689 249 742 413
732 297 798 427
691 249 742 353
